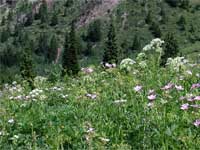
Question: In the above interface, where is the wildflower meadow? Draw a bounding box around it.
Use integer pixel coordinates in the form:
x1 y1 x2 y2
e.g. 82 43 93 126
0 39 200 149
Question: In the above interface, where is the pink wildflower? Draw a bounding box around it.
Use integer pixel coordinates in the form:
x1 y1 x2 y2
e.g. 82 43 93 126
180 103 189 110
161 83 174 90
147 94 156 101
193 119 200 127
191 83 200 89
134 85 142 92
194 96 200 101
175 85 184 91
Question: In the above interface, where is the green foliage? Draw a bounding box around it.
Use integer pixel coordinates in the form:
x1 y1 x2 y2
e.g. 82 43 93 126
161 32 179 66
20 48 35 89
48 34 58 63
50 12 58 26
24 12 34 26
86 19 102 42
37 32 49 58
62 22 80 75
103 18 118 64
165 0 180 7
145 11 153 24
131 35 141 52
177 15 186 30
149 21 162 38
39 0 48 24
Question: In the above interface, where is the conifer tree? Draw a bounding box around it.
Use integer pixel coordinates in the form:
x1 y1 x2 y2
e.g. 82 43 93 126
50 12 58 26
145 11 152 24
180 0 190 9
87 19 102 42
20 48 35 89
1 16 6 26
150 21 162 38
48 35 58 62
131 35 141 52
0 27 10 43
24 12 34 26
103 18 118 64
177 15 186 30
160 32 179 66
62 22 80 75
39 0 48 24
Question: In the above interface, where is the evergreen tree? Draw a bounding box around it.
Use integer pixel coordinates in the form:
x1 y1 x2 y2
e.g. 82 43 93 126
37 32 49 57
145 11 153 24
62 22 80 75
39 0 48 24
160 32 179 66
7 10 13 22
84 41 93 56
103 18 118 64
177 15 186 30
50 12 58 26
160 5 168 24
1 16 6 26
24 12 34 26
20 48 35 89
0 27 10 43
65 0 74 7
48 35 58 62
180 0 190 9
165 0 180 7
87 19 102 42
150 21 162 38
131 35 141 52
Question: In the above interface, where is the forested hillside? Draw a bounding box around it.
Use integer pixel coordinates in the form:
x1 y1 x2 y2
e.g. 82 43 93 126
0 0 200 82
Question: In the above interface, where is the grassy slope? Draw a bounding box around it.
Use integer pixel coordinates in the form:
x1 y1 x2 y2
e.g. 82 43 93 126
0 59 199 149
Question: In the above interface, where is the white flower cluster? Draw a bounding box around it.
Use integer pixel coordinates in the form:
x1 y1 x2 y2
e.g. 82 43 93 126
143 38 164 53
9 88 46 101
50 86 64 91
166 57 189 72
34 76 47 87
120 58 136 72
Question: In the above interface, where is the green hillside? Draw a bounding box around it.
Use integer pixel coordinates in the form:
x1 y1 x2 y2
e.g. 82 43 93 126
0 0 200 82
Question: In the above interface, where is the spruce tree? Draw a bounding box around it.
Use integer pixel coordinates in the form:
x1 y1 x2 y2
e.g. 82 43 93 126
1 16 6 26
131 35 141 52
103 18 118 64
20 48 35 89
62 22 80 75
145 11 152 24
180 0 190 9
48 35 58 63
150 21 162 38
24 12 34 26
160 32 179 66
39 0 48 24
87 19 102 42
0 27 10 43
177 15 186 30
50 12 58 26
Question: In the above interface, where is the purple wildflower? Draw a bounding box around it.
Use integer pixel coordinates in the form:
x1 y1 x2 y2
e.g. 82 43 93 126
180 103 189 110
161 83 174 90
194 96 200 101
147 94 156 101
193 119 200 127
134 85 142 92
191 83 200 89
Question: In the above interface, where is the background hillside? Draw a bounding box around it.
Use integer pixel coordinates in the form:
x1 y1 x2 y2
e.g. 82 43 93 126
0 0 200 83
